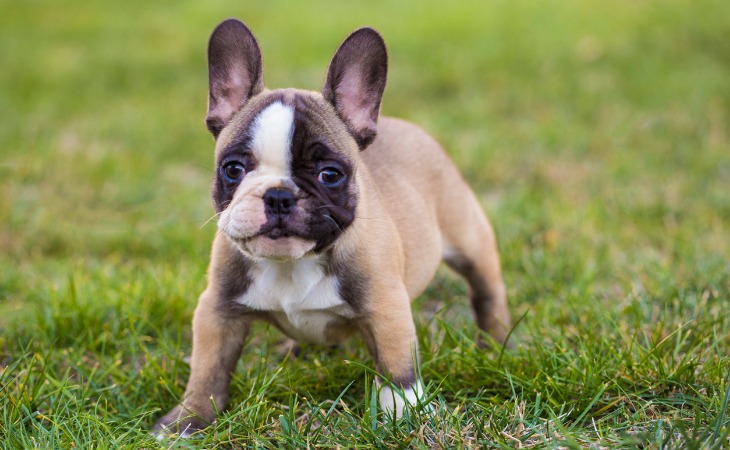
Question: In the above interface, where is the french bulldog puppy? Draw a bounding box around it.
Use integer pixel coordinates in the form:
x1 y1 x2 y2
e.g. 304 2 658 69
153 18 511 436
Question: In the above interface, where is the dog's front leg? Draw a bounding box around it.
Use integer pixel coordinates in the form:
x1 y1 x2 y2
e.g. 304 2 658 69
360 286 426 418
153 289 249 437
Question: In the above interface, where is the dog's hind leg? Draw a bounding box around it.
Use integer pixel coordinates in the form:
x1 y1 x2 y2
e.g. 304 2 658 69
440 191 512 347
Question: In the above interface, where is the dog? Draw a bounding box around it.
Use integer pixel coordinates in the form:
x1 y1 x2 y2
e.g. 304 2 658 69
153 18 512 436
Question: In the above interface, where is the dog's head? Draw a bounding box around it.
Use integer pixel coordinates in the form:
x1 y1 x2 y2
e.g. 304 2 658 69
205 19 387 260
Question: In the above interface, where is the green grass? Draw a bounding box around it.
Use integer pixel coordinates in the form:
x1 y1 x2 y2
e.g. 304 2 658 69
1 0 729 447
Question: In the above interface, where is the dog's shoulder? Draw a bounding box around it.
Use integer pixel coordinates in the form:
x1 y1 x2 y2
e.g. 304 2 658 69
362 117 456 175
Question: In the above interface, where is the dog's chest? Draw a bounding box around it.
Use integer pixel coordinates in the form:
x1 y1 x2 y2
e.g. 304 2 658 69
236 258 352 344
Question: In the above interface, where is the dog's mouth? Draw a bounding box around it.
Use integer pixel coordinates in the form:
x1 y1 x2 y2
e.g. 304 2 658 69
255 222 301 240
228 225 315 260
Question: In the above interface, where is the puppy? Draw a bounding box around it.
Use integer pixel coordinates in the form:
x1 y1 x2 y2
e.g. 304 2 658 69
153 18 511 436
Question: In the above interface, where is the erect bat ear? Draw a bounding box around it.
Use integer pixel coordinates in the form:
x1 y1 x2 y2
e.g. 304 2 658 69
205 19 264 138
322 28 388 150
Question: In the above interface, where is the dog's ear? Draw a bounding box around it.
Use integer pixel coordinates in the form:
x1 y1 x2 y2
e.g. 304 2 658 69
206 19 264 138
323 28 387 150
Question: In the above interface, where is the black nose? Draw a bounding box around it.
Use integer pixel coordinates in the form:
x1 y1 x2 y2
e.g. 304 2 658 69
263 188 295 216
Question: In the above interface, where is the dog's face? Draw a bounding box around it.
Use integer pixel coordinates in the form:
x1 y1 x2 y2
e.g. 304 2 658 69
205 20 387 260
213 91 359 259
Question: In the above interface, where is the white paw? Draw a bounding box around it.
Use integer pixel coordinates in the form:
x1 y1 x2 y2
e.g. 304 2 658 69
378 380 432 418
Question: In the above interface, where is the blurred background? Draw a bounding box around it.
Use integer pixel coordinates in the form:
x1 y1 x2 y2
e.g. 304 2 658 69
1 0 728 445
2 0 729 333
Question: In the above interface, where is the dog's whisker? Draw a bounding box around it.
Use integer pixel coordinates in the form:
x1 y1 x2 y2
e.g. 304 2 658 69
318 204 379 221
189 162 215 174
321 214 343 233
353 214 380 220
198 211 223 229
259 262 273 277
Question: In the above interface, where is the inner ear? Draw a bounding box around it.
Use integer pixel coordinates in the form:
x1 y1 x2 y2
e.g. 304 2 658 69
323 28 388 150
206 19 265 138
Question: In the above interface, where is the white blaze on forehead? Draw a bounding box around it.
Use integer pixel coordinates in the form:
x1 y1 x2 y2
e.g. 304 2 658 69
250 102 295 177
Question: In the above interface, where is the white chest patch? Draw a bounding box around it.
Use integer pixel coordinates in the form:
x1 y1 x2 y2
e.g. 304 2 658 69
236 257 351 344
250 102 295 177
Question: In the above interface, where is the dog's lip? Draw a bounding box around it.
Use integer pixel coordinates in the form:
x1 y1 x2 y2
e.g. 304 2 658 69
255 223 303 240
227 234 288 254
261 228 295 240
230 227 301 243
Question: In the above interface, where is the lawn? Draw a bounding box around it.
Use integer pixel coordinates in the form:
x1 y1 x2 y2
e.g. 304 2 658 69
1 0 729 448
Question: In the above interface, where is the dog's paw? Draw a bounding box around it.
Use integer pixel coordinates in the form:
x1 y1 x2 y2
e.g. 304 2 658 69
151 405 210 440
276 338 302 358
378 380 432 419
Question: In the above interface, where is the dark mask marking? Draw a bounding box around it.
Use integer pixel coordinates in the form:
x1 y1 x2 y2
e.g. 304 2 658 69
322 248 369 313
213 246 256 316
288 94 358 252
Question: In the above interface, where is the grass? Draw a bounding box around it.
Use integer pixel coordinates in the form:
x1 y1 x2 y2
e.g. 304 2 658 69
1 0 729 447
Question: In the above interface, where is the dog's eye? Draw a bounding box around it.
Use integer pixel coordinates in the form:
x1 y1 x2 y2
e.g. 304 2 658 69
221 161 245 183
318 167 345 188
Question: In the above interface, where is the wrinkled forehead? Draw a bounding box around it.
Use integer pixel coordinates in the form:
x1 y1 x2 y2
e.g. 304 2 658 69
215 89 359 163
